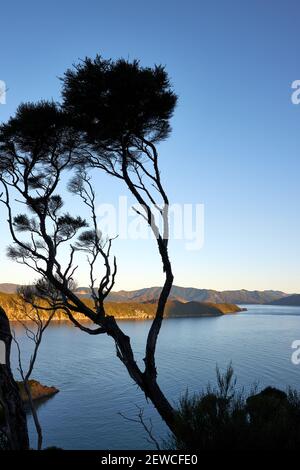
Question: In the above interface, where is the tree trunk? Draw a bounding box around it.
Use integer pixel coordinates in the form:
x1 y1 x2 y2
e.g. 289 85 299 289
142 375 177 434
0 307 29 450
105 316 177 435
24 380 43 450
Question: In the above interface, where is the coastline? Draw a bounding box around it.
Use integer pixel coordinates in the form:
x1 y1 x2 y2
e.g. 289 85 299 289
0 292 244 321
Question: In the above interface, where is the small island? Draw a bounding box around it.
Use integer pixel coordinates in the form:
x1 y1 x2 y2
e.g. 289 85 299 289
0 380 59 428
17 380 59 402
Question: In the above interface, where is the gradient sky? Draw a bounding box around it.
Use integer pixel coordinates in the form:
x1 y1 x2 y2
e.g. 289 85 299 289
0 0 300 292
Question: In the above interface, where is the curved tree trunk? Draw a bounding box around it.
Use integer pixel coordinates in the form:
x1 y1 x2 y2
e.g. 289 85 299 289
142 375 176 432
0 307 29 450
104 315 177 435
23 380 43 450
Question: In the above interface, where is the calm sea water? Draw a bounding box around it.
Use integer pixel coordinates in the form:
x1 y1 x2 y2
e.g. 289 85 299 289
11 304 300 449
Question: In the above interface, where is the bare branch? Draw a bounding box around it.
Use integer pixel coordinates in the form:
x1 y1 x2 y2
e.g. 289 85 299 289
119 406 161 450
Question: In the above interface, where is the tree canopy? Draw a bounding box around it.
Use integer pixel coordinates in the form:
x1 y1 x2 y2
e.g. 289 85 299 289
0 54 178 436
61 56 177 150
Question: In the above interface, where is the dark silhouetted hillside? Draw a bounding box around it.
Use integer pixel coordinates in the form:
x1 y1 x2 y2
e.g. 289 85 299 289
271 294 300 306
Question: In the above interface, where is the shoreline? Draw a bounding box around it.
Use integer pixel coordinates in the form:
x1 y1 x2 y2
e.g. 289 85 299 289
8 310 245 322
0 293 245 322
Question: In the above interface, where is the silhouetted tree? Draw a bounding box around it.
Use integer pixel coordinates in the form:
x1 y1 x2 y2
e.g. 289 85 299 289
0 307 29 450
61 56 178 422
11 293 56 450
0 55 179 437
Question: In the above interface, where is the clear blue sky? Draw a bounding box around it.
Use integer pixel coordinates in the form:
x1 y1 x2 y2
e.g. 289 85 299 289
0 0 300 293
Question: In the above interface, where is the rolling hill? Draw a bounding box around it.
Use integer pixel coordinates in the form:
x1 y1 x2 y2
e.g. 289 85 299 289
0 283 289 305
271 294 300 306
0 292 242 320
0 283 20 293
74 285 288 305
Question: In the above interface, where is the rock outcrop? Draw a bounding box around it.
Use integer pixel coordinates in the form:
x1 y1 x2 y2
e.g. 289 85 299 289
17 380 59 402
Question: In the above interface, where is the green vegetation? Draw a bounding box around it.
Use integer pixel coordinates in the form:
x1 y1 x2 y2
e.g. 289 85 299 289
169 365 300 451
0 292 242 321
0 283 289 304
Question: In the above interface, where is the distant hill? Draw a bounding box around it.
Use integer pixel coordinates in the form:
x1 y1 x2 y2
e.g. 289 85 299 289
75 285 288 305
0 283 288 305
0 283 20 293
0 292 242 320
163 301 243 317
271 294 300 306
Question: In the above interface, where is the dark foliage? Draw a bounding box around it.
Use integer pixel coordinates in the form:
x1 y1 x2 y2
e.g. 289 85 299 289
0 426 10 450
170 366 300 451
0 101 76 159
61 55 177 150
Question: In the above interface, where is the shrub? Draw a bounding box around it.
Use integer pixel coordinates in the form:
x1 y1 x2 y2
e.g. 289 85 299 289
169 365 300 450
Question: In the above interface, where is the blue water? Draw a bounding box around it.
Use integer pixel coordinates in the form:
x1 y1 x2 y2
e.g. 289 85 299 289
11 304 300 449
